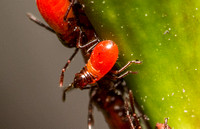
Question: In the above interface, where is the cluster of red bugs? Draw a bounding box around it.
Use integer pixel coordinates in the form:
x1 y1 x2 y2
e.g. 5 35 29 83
28 0 171 128
28 0 141 95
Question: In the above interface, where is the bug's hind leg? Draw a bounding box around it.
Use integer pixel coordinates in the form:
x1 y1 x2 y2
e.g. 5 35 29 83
125 90 142 129
59 48 79 87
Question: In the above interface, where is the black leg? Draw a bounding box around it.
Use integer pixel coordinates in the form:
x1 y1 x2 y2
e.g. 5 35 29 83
124 98 135 129
128 90 141 129
88 99 94 129
116 71 138 79
64 0 76 21
60 48 79 87
112 60 142 79
87 88 98 129
76 28 100 50
113 60 142 74
26 13 55 33
78 38 99 49
125 90 142 129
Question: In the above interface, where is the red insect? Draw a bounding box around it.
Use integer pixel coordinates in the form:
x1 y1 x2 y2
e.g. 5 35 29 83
27 1 144 129
27 0 99 86
36 0 83 47
156 118 171 129
35 0 99 48
63 40 142 99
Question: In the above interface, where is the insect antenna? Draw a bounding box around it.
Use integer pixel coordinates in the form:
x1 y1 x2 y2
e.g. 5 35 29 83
62 83 74 101
26 13 55 33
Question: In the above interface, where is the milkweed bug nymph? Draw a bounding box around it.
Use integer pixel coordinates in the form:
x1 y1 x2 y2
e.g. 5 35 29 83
63 40 142 100
29 0 99 48
27 0 100 86
35 0 99 48
156 118 171 129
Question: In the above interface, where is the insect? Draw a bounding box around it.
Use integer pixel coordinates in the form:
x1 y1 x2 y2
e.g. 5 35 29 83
155 118 171 129
28 1 144 128
27 0 99 86
63 40 142 99
36 0 98 48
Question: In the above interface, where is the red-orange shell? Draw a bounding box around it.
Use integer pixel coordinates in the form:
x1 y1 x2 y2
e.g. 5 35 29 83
87 40 119 81
36 0 74 35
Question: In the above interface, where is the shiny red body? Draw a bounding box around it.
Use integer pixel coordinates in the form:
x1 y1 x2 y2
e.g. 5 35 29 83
73 40 119 88
87 40 118 80
36 0 80 47
37 0 73 33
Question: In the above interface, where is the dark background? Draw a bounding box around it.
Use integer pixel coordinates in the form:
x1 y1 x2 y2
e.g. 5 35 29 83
0 0 108 128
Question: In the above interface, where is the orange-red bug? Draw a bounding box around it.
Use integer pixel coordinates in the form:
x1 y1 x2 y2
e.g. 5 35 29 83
63 40 142 99
35 0 99 48
27 0 100 86
36 0 79 47
74 40 119 88
27 1 143 128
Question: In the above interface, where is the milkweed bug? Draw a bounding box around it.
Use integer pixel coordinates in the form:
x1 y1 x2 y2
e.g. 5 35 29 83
63 40 142 100
27 0 100 86
27 1 144 128
35 0 99 48
156 118 171 129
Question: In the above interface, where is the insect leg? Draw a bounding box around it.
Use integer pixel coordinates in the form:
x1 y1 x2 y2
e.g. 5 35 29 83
64 0 76 21
114 60 142 74
77 38 99 49
124 97 135 129
88 99 94 129
128 90 141 129
59 48 79 87
76 28 100 50
112 60 142 79
26 13 55 33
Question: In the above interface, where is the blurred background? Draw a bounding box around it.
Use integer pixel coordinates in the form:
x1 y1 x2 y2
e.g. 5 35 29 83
0 0 108 128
